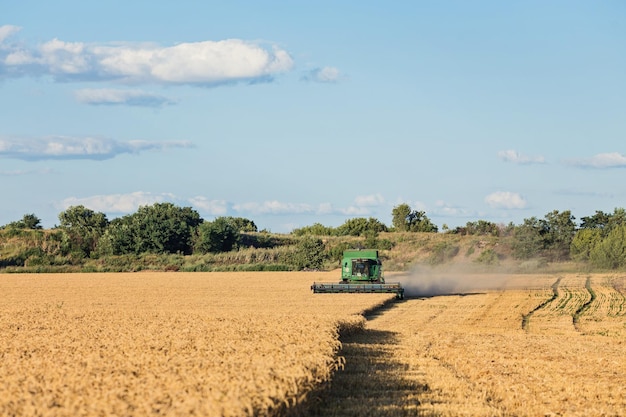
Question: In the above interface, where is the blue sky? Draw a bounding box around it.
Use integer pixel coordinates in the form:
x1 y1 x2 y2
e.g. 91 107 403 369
1 1 625 232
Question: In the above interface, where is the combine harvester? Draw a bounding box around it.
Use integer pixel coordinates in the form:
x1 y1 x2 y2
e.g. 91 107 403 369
311 249 404 300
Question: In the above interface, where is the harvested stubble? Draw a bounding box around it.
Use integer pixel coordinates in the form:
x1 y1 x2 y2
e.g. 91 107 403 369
307 272 626 417
0 272 393 417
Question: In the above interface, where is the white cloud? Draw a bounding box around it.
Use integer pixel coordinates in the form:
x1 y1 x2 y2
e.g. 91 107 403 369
188 197 228 216
231 199 373 217
74 88 176 107
301 66 342 83
1 30 293 85
233 200 315 215
566 152 626 168
60 191 176 213
0 136 193 160
433 200 475 217
484 191 527 209
338 206 371 216
316 202 334 215
334 195 384 216
498 149 545 164
354 193 384 207
228 196 384 218
0 25 21 44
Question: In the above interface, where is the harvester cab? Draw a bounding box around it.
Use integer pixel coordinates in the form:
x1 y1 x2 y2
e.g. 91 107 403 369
311 249 404 299
341 249 383 283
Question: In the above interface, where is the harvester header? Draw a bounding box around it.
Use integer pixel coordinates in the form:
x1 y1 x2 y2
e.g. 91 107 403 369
311 249 404 299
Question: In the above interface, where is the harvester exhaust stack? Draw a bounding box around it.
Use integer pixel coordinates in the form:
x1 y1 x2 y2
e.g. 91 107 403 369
311 249 404 300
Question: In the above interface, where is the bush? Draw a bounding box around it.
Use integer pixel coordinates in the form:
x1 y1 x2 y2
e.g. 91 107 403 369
428 242 460 265
287 236 326 270
589 225 626 269
570 228 600 262
195 218 238 254
475 249 499 265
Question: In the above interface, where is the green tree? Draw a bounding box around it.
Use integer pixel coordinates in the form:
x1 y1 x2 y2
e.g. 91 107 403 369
132 203 202 254
589 224 626 269
220 216 258 232
194 217 239 253
392 204 412 231
570 228 601 262
22 214 43 229
391 204 437 232
511 210 576 261
98 203 202 255
580 208 626 237
288 236 326 270
463 220 499 236
609 208 626 230
292 223 335 236
511 217 545 259
96 217 134 256
412 212 438 232
2 213 43 230
542 210 576 261
336 217 388 236
579 210 612 231
58 205 109 257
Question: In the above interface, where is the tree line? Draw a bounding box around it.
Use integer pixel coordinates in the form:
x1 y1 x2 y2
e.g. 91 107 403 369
1 203 437 258
58 203 255 258
454 208 626 269
2 203 626 270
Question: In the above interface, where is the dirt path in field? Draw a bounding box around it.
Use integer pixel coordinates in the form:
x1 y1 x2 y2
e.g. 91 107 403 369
299 300 426 417
521 276 561 330
573 276 596 330
299 298 500 417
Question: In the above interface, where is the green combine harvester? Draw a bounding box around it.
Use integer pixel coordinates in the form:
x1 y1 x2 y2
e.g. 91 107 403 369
311 249 404 299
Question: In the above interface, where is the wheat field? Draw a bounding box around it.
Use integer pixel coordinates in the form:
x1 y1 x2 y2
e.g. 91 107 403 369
0 272 390 417
1 271 625 416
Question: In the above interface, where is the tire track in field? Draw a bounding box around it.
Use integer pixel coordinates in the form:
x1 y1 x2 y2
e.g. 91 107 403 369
573 277 596 331
296 299 427 417
521 277 561 331
297 295 503 417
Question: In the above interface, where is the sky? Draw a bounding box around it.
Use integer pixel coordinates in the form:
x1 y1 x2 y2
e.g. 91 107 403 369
1 1 626 233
